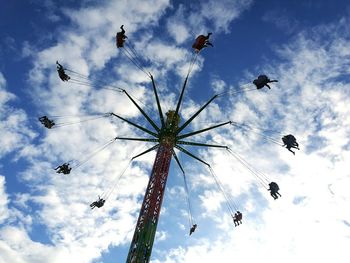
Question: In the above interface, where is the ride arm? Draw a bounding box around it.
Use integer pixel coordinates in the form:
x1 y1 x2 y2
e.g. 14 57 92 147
171 75 189 127
177 121 232 140
110 113 158 137
123 90 160 132
176 94 218 134
150 75 165 128
174 145 210 167
131 144 160 160
116 137 159 143
171 149 185 174
176 140 228 149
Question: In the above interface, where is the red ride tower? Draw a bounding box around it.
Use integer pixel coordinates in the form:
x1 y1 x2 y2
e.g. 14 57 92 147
127 111 180 262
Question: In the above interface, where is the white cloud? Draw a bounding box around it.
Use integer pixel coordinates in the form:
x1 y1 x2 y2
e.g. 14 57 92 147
3 0 247 261
262 9 300 34
210 78 226 93
0 72 37 158
167 22 190 45
166 0 252 45
166 5 190 45
3 2 350 263
0 1 184 262
152 15 350 263
0 225 105 263
0 176 9 224
199 189 224 215
199 0 253 32
155 230 168 242
0 73 13 104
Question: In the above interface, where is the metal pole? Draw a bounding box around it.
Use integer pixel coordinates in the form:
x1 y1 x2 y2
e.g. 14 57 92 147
126 111 179 263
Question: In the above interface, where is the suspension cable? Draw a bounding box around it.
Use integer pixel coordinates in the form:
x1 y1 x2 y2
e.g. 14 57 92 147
64 68 156 115
67 78 123 93
126 90 155 113
179 152 195 227
227 148 270 183
48 114 106 119
101 159 133 201
186 52 199 78
122 48 148 74
65 69 91 80
208 166 238 216
64 67 125 92
182 172 194 227
232 121 287 137
121 45 152 78
68 77 124 93
52 114 110 128
230 122 284 146
125 41 152 67
226 148 269 189
217 83 256 97
71 137 117 169
100 143 149 200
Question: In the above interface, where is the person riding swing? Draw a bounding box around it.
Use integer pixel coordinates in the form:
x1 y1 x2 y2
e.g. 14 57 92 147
90 196 106 209
189 224 197 235
192 33 213 53
116 25 128 48
233 211 243 226
253 75 278 89
54 163 71 174
39 116 55 129
56 61 70 81
282 134 300 155
268 182 281 200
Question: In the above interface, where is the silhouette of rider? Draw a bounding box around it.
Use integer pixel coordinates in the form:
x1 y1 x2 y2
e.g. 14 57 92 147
90 196 105 209
253 75 278 89
268 182 281 200
54 163 71 174
56 61 70 81
189 224 197 235
282 134 299 155
116 25 128 48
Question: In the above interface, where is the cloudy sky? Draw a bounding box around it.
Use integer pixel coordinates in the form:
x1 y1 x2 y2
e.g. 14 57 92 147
1 0 350 262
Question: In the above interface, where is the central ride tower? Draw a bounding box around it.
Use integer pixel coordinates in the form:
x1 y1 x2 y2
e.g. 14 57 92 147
127 111 180 263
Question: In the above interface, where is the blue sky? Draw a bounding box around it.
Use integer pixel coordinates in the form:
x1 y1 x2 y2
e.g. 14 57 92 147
1 0 350 262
